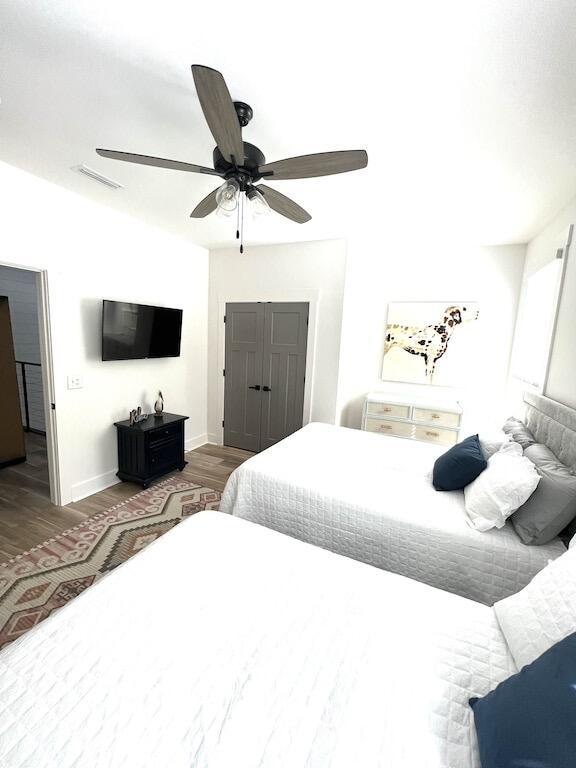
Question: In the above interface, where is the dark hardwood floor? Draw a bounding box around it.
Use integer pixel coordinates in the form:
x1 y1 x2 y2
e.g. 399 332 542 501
0 437 253 563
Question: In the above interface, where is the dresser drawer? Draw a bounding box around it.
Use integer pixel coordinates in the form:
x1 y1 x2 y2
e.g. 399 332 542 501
414 425 458 446
366 401 410 419
364 418 414 438
412 407 461 429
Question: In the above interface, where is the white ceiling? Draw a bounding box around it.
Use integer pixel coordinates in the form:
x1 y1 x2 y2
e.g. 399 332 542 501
3 0 576 249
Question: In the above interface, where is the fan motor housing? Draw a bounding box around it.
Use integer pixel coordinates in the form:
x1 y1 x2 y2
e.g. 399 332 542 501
233 101 253 127
213 142 265 181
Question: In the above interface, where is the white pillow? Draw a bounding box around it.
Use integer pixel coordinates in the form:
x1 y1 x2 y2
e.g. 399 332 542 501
478 430 512 460
497 439 523 456
494 546 576 670
464 443 540 531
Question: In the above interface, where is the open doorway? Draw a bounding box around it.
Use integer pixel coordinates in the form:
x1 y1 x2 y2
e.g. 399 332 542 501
0 264 59 510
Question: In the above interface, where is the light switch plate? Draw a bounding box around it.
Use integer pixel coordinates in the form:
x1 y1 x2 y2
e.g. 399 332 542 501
67 375 83 390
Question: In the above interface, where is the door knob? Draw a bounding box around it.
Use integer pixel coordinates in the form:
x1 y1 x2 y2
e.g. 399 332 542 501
262 386 272 392
248 385 261 390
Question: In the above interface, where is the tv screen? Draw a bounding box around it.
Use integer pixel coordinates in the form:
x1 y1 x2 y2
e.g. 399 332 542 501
102 300 183 361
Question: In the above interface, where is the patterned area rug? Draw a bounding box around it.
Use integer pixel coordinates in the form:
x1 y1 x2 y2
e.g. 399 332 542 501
0 479 221 649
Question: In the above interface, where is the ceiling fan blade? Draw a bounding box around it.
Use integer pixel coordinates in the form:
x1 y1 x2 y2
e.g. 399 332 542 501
259 150 368 180
95 149 222 176
191 65 244 165
257 184 311 224
190 187 219 218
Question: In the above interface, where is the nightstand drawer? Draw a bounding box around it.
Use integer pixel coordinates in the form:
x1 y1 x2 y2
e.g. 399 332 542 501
149 440 182 471
148 421 182 447
364 418 414 438
414 425 458 446
413 407 461 429
366 402 410 419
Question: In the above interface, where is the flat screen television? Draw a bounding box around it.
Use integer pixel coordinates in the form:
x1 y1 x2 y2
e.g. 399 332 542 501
102 300 183 361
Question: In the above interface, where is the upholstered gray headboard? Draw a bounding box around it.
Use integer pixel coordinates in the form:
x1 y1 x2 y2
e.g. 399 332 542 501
524 392 576 472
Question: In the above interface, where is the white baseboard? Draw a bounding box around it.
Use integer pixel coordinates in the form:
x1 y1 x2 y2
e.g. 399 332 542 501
207 432 221 445
70 469 120 503
185 432 209 451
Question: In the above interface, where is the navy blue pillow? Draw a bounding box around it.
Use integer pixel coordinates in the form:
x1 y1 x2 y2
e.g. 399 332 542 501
432 434 487 491
470 632 576 768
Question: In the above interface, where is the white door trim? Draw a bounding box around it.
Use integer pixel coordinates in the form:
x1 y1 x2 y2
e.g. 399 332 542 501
37 270 62 505
0 260 62 505
215 291 320 446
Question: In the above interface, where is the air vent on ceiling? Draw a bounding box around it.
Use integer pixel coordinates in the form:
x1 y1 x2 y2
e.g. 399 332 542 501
73 164 123 190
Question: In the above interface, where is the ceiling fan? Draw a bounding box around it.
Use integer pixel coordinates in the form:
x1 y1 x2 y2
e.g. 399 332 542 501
96 65 368 251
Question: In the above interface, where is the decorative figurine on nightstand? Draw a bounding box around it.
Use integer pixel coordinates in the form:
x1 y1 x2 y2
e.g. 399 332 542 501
129 406 148 425
154 391 164 417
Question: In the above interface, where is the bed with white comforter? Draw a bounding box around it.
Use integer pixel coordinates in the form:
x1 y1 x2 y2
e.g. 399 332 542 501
220 422 565 605
0 512 514 768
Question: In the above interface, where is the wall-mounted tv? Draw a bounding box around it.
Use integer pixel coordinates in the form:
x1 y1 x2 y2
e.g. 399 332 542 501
102 300 183 361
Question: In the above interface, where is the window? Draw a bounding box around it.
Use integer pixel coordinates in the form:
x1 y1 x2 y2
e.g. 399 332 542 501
511 258 562 390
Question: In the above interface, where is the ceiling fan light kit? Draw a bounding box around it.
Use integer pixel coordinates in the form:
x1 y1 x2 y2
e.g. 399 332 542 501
96 64 368 252
246 187 270 216
215 179 240 214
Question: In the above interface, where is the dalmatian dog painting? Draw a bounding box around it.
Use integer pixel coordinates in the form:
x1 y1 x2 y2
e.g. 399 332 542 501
382 302 480 385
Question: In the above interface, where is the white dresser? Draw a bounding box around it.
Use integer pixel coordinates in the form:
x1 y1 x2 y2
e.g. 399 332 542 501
362 392 462 446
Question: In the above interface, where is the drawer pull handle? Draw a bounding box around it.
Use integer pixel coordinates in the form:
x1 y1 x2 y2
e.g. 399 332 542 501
431 414 440 420
379 425 392 431
382 407 392 412
426 431 439 437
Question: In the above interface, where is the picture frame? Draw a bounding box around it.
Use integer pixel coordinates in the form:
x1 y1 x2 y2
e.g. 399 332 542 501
381 301 480 386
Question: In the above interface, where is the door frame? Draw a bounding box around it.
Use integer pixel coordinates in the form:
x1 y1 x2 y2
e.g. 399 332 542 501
216 291 319 446
0 260 62 505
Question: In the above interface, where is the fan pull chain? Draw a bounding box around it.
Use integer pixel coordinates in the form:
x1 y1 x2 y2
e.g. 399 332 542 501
236 196 240 240
240 193 244 254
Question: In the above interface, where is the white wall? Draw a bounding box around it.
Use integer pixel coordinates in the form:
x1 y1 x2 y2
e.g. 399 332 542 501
0 161 209 504
336 237 526 433
0 265 45 431
207 240 346 443
522 196 576 408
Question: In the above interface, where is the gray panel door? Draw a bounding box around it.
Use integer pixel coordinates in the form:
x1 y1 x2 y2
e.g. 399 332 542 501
223 302 309 452
260 303 309 451
223 303 265 451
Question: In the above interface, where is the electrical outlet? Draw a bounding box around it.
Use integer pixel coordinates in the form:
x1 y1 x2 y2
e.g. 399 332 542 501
67 375 83 390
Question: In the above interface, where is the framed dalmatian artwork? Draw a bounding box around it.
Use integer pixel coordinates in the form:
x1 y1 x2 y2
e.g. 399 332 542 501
381 302 480 386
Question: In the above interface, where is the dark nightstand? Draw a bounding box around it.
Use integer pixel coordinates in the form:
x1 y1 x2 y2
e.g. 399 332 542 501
114 412 188 488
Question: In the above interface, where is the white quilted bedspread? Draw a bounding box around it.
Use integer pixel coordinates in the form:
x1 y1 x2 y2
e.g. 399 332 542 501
0 513 514 768
221 423 565 605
